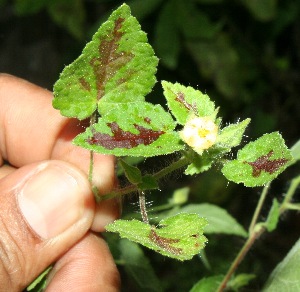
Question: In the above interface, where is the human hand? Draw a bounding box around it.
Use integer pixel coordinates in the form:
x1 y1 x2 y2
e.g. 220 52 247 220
0 74 120 291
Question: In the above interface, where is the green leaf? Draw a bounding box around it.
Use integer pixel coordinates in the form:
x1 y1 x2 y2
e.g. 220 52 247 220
169 187 189 205
190 275 223 292
175 0 222 40
217 118 251 148
228 273 256 291
290 139 300 163
47 0 85 40
27 266 52 291
154 0 180 69
222 132 293 187
119 158 142 184
260 198 280 232
138 175 159 190
106 213 208 261
263 237 300 291
14 0 48 14
177 204 248 237
162 81 216 125
187 35 240 99
242 0 277 22
74 102 184 157
119 239 162 292
53 3 158 119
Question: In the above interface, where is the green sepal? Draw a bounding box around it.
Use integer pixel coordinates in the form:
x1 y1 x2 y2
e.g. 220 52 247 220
217 118 251 148
221 132 293 187
53 3 158 119
185 145 228 175
105 213 208 261
161 81 216 125
74 102 184 157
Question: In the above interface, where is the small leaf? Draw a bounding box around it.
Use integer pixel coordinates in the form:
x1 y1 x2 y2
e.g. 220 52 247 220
263 237 300 291
190 275 223 292
290 139 300 163
119 158 142 184
260 198 280 232
177 204 248 237
106 213 208 261
27 266 52 291
176 0 222 40
169 187 189 205
217 118 251 148
242 0 277 21
53 3 158 119
162 81 216 125
138 175 159 190
47 0 85 40
74 102 184 157
222 132 293 187
228 273 256 291
119 239 162 292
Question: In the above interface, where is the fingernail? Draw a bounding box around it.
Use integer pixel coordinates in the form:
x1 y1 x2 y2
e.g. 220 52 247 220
18 163 90 239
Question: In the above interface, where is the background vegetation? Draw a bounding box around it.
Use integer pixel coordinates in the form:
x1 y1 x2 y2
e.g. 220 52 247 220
1 0 299 291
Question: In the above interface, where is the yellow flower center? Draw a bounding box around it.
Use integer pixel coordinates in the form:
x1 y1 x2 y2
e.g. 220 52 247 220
180 116 218 154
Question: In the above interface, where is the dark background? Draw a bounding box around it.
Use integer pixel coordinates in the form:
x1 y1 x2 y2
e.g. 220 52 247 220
1 0 299 291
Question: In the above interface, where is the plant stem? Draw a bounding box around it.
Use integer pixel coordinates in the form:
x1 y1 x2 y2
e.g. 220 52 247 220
100 155 191 201
217 175 300 291
280 175 300 211
139 191 149 223
218 182 271 291
249 182 270 233
216 226 265 292
89 150 94 183
153 155 190 180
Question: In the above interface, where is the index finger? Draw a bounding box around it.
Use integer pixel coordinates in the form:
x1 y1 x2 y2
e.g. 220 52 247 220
0 74 115 193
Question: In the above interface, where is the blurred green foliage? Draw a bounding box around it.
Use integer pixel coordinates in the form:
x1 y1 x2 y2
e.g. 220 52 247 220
2 0 300 291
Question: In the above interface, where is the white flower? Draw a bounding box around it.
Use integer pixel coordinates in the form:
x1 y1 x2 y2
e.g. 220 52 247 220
180 116 218 154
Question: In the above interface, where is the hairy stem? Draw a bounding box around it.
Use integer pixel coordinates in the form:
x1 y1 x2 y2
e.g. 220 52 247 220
89 112 101 201
100 155 191 201
153 155 190 180
139 191 149 223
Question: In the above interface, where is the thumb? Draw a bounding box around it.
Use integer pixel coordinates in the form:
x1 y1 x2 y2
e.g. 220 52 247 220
0 160 95 291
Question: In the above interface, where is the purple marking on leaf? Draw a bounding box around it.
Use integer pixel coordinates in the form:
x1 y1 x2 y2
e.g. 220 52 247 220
175 92 197 113
87 17 134 100
149 228 182 255
79 77 91 91
244 150 289 177
144 117 151 124
87 122 165 149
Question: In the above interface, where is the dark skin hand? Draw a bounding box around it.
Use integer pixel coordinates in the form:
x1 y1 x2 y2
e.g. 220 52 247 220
0 74 120 291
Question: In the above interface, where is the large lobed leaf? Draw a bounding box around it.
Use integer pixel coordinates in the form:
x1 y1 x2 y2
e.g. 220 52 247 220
106 213 208 261
53 3 158 120
74 102 184 156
